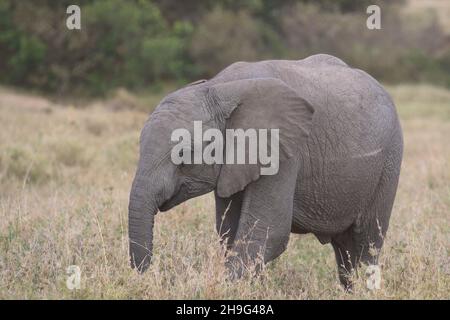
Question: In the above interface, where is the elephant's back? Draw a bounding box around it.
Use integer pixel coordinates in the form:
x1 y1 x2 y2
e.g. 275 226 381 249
274 56 400 157
211 55 401 158
211 56 400 143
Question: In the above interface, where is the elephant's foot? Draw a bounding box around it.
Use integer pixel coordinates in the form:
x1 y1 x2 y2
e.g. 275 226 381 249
336 265 356 292
337 264 382 292
225 254 264 281
225 255 244 281
365 264 381 290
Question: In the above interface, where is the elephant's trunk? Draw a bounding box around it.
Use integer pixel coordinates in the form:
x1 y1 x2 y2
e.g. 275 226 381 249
128 175 157 273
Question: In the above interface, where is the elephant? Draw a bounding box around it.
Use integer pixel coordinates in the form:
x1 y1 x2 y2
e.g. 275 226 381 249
128 54 403 289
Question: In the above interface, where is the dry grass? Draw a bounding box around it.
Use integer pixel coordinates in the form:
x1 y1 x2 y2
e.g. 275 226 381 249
0 84 449 299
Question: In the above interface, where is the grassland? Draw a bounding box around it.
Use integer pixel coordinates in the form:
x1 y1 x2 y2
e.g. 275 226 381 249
0 84 449 299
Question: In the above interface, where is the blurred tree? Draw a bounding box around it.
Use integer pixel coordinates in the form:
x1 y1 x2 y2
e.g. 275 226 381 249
279 1 448 86
189 7 283 76
0 0 448 95
0 1 47 86
0 0 195 95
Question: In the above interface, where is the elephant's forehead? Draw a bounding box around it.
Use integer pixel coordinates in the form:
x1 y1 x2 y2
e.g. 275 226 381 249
142 115 196 147
154 94 206 115
143 118 178 143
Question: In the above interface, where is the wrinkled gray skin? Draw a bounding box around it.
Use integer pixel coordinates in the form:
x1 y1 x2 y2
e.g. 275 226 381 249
129 54 403 289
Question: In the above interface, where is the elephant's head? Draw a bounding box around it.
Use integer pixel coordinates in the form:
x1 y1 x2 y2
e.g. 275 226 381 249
129 77 314 272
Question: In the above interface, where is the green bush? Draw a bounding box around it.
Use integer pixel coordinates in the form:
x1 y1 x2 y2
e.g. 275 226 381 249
81 0 191 92
0 0 195 95
0 1 46 86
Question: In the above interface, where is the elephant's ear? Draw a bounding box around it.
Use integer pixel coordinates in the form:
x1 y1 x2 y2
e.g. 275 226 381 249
208 78 315 198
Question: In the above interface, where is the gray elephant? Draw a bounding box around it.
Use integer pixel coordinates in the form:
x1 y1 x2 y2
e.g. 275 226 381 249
128 54 403 289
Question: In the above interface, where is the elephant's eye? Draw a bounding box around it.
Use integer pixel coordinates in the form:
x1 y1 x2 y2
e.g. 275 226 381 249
178 149 185 166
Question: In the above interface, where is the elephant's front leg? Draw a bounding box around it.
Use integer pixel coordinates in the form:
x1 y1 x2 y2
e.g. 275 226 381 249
215 191 243 249
225 159 298 279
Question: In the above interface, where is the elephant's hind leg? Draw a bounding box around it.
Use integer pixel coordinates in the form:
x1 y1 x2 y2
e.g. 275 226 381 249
332 143 402 290
331 218 386 291
331 229 358 290
354 139 402 268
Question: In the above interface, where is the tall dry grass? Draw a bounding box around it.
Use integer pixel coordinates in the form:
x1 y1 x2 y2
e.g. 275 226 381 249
0 84 448 299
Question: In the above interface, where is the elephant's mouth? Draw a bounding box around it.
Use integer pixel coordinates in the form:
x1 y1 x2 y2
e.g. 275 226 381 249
159 181 214 212
159 199 176 212
159 184 187 212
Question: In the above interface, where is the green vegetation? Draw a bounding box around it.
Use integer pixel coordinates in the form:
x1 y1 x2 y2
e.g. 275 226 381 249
0 0 449 96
